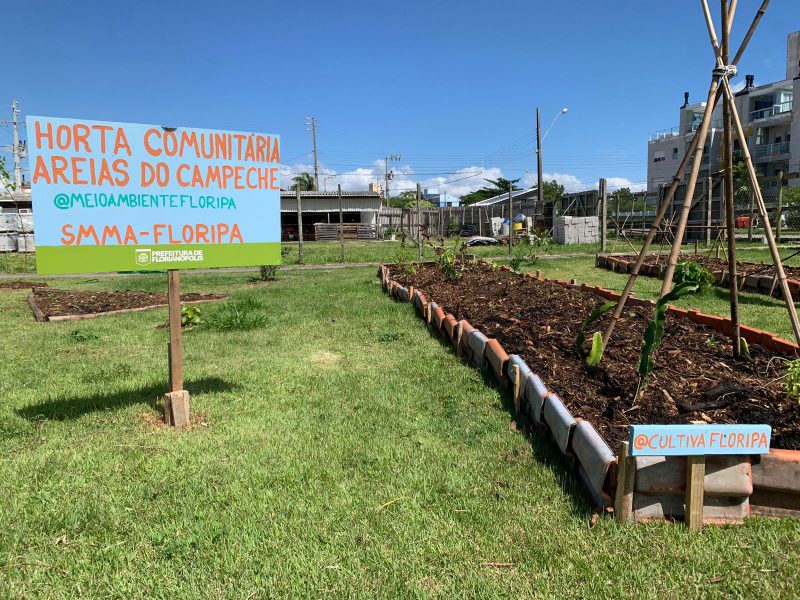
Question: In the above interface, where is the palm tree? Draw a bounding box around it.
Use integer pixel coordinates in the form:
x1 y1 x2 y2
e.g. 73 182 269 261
289 172 315 191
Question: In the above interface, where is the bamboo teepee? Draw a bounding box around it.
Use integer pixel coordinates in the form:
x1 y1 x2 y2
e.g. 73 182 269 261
602 0 800 356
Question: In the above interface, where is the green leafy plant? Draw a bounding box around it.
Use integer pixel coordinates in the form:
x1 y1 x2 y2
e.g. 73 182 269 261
575 301 615 365
509 245 527 272
181 305 202 328
205 299 268 331
637 282 699 383
528 228 553 264
69 328 98 342
786 359 800 401
392 245 418 278
674 260 715 292
257 247 290 281
425 236 461 279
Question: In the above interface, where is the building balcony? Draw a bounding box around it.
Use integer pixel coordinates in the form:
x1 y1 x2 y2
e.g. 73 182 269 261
751 141 790 160
749 100 792 122
649 127 679 142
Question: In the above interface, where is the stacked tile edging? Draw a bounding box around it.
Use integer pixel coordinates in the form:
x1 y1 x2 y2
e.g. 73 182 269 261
597 252 800 303
379 264 800 522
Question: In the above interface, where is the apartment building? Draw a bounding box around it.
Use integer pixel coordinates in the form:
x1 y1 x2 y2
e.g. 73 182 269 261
647 31 800 192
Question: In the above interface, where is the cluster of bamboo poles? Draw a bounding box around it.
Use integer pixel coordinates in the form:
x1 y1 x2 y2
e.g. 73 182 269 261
602 0 800 357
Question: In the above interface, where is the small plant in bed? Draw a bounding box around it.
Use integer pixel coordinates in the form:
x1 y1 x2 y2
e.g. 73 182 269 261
674 259 715 292
637 281 699 395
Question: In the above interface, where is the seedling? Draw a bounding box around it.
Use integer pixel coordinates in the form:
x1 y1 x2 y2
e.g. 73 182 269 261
576 301 615 366
637 282 699 385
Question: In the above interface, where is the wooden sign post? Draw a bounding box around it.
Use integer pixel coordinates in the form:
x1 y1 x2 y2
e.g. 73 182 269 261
623 423 771 530
164 269 190 428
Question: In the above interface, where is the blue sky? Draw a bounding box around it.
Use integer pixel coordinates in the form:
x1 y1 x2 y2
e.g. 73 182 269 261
3 1 798 195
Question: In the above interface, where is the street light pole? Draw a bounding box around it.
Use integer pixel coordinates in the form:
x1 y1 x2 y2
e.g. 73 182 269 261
536 108 543 207
536 107 568 208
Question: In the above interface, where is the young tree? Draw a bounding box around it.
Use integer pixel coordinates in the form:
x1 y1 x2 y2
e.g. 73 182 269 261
542 180 564 201
460 177 521 205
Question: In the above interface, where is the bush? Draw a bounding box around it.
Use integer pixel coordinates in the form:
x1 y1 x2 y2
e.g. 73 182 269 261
674 260 715 292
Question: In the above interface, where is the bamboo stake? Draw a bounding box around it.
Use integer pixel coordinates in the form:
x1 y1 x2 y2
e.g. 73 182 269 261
601 0 766 349
721 0 741 357
719 77 800 343
700 0 800 343
600 110 714 347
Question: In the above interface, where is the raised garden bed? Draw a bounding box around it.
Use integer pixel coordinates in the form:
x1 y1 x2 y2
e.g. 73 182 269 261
28 288 227 322
598 253 800 300
380 262 800 522
0 280 48 291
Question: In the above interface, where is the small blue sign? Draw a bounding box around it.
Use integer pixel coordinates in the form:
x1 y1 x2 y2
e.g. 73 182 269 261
629 424 771 456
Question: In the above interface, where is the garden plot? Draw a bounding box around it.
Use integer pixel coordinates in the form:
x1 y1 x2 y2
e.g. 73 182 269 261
598 253 800 300
383 261 800 522
27 287 227 322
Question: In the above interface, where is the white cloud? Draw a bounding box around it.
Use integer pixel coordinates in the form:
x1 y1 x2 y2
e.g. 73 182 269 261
282 161 645 196
522 171 645 193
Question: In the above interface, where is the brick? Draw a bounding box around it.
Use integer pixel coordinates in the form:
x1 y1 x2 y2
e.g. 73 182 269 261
467 330 489 369
524 375 549 424
543 393 576 455
633 455 752 497
433 305 446 332
751 449 800 493
442 314 458 346
459 320 475 358
506 355 532 415
485 339 510 386
572 420 615 502
633 493 748 524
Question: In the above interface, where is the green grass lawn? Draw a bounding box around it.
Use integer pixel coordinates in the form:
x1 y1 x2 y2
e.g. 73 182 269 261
1 267 799 598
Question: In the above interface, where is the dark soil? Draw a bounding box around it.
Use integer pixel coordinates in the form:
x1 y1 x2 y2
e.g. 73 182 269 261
639 253 800 279
32 288 227 318
394 263 800 450
0 280 48 290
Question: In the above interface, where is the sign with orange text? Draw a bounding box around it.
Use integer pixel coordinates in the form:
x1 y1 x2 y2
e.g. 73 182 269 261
629 424 771 456
27 116 281 274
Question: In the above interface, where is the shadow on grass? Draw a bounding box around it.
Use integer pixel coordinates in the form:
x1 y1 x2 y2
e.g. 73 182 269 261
709 286 786 308
16 376 236 422
422 318 592 519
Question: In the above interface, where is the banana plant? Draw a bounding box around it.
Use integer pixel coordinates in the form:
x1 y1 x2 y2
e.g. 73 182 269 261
576 301 615 366
637 282 699 381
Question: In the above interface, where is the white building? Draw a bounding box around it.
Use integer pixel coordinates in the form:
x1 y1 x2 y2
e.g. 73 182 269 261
648 31 800 192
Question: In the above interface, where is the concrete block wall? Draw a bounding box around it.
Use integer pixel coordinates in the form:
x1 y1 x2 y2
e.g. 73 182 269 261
554 216 599 245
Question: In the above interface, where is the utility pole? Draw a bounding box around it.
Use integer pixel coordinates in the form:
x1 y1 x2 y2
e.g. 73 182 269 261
536 107 543 208
11 100 22 189
384 154 400 208
306 116 319 191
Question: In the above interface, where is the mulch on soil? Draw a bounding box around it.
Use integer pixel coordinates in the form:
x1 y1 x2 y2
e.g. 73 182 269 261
639 253 800 279
0 281 48 291
394 263 800 450
31 288 227 318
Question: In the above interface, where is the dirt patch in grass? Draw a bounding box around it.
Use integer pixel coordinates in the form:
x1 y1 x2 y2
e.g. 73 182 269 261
31 288 227 319
310 351 342 367
394 263 800 450
0 280 48 290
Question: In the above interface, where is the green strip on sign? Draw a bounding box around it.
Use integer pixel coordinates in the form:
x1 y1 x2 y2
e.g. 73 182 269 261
36 243 282 275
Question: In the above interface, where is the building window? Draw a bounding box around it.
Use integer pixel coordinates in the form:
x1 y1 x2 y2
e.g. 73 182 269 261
653 150 666 163
672 148 679 159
